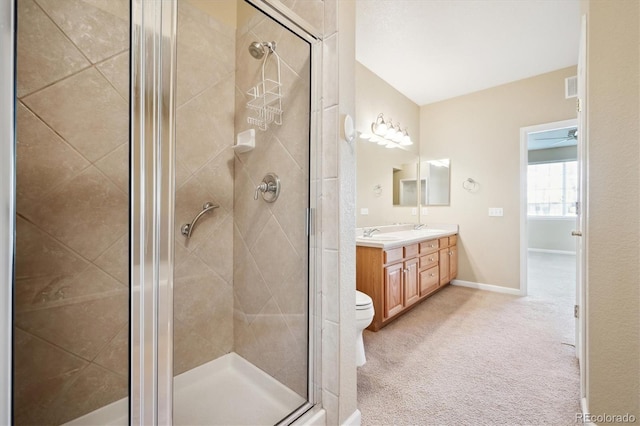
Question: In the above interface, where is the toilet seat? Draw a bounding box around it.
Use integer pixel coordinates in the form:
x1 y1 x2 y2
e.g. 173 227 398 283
356 290 373 310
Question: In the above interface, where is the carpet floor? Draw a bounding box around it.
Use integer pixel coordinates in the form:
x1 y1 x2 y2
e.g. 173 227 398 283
357 252 580 426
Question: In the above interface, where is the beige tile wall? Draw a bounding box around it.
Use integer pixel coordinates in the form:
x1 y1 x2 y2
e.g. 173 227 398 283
232 1 315 398
173 0 236 376
14 0 130 424
15 0 340 423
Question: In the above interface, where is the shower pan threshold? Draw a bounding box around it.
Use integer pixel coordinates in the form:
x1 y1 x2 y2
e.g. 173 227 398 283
64 352 306 426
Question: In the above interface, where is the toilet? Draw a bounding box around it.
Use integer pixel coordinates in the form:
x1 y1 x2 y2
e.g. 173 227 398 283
355 290 375 367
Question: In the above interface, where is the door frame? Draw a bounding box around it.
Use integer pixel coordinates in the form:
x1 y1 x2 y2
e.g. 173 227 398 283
576 14 589 410
0 0 15 423
519 118 578 297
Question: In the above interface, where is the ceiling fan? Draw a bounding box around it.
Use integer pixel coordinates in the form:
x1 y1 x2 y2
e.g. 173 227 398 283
535 128 578 146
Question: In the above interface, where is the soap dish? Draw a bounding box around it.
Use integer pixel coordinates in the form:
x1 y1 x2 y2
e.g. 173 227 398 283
234 129 255 153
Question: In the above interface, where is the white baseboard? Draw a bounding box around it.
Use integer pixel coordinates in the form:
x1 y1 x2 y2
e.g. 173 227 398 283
578 397 596 425
341 409 361 426
451 280 523 296
528 248 576 255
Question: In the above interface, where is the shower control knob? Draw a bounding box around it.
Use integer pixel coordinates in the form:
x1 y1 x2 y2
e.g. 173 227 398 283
254 173 281 203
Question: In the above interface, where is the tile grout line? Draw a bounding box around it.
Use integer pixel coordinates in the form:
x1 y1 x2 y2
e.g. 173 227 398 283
15 211 127 276
14 326 127 381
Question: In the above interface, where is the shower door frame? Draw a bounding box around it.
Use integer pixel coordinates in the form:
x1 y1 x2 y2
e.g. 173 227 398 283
131 0 324 424
130 0 178 424
0 0 322 422
0 0 15 424
239 2 324 422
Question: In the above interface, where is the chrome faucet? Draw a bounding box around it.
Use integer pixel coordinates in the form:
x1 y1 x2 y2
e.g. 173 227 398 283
362 228 380 237
414 223 425 230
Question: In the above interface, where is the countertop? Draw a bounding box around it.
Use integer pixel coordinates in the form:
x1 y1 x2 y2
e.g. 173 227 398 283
355 223 458 249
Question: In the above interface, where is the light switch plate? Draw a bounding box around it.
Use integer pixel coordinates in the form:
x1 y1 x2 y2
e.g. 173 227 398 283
421 207 428 215
411 208 417 216
360 208 369 215
488 207 504 217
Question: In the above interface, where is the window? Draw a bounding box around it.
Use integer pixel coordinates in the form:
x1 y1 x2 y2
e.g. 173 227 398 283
527 161 577 217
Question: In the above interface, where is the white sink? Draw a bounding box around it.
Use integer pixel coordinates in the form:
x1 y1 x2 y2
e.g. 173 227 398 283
357 235 401 241
383 229 448 239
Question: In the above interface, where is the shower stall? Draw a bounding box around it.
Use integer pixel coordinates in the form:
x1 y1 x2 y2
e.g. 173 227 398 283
4 0 324 424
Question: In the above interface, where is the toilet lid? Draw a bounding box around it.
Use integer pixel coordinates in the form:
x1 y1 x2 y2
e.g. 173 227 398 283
356 290 373 308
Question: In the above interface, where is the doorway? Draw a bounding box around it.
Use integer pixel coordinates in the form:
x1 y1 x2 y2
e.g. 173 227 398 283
520 119 578 347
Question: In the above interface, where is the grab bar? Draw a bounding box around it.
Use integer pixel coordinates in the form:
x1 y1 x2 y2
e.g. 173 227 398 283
181 202 219 239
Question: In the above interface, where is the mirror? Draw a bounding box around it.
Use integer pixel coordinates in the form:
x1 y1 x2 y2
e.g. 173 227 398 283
420 159 451 206
356 138 419 227
393 162 420 206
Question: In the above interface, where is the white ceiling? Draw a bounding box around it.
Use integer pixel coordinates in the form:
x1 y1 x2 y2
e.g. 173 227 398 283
355 0 581 106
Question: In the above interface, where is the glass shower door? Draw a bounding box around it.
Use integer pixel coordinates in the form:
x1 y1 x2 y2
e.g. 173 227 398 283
171 0 314 424
12 0 131 424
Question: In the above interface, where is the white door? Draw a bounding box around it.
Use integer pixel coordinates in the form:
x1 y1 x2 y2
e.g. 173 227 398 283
575 14 588 399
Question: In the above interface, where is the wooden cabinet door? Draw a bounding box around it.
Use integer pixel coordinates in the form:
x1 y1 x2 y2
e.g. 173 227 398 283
439 248 450 286
404 257 420 307
384 263 404 319
449 244 458 281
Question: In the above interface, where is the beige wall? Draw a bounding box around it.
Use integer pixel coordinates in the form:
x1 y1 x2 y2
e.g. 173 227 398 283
336 1 359 423
586 0 639 418
174 0 235 376
185 0 237 28
14 0 130 423
232 0 312 397
356 62 421 227
420 66 577 289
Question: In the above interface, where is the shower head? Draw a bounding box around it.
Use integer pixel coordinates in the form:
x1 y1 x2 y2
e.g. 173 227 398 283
248 41 276 60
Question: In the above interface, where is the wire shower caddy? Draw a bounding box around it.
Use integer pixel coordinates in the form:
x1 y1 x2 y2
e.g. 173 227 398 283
246 43 283 131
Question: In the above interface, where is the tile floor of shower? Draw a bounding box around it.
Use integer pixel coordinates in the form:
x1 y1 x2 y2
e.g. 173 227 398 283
64 353 305 426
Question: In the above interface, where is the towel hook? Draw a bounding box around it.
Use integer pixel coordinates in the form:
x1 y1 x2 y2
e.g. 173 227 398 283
463 178 478 192
181 202 219 239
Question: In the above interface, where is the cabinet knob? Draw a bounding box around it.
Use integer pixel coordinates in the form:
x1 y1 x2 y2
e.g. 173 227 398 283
571 230 582 237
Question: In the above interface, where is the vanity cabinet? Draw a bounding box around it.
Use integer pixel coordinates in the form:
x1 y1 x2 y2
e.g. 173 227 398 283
357 234 458 331
382 245 419 319
441 235 458 282
384 262 404 318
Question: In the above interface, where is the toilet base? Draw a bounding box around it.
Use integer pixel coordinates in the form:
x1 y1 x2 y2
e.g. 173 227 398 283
356 331 366 367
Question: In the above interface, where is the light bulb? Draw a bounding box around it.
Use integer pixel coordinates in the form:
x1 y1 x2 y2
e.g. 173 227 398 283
372 113 389 136
401 133 412 145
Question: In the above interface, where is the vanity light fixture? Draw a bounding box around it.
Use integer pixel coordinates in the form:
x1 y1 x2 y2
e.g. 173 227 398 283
360 112 412 149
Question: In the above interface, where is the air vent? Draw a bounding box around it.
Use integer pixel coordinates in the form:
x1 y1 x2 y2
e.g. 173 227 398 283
565 76 578 99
